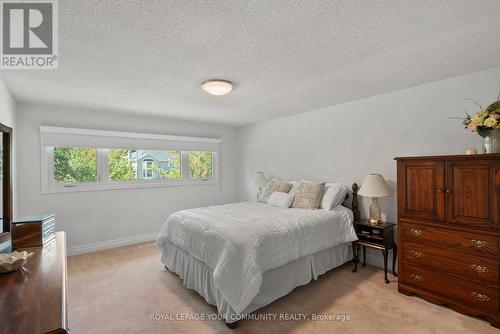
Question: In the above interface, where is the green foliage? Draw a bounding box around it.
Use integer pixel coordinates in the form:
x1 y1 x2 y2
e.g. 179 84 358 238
109 149 136 181
157 151 181 179
54 147 97 183
53 148 214 183
189 151 213 178
487 101 500 112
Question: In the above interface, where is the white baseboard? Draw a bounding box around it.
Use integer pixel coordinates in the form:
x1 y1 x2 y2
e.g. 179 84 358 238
67 232 158 256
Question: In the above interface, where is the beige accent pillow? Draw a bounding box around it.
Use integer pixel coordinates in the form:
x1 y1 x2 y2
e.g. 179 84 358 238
258 178 293 203
292 180 326 209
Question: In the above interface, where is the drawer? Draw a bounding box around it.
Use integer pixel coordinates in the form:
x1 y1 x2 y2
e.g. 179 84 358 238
402 241 499 285
401 263 499 314
400 221 499 257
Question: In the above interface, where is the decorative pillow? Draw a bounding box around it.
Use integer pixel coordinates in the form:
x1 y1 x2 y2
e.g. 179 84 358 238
267 191 295 208
320 183 349 210
292 180 326 209
258 178 293 203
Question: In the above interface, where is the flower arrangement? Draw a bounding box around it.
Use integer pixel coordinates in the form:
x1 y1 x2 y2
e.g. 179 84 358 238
462 99 500 137
462 92 500 153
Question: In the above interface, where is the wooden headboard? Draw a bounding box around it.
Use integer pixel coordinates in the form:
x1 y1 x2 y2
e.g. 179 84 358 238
351 183 360 222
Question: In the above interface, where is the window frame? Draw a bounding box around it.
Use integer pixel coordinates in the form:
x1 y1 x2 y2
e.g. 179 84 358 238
41 147 220 194
0 122 12 245
142 159 154 179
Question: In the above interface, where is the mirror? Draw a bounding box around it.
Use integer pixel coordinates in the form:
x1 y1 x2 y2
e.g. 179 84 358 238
0 122 12 245
0 133 3 232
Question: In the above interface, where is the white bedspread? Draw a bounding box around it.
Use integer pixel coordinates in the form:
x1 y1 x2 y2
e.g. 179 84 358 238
156 201 357 313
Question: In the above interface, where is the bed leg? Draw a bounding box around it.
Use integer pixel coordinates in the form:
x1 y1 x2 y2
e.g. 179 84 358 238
225 321 238 329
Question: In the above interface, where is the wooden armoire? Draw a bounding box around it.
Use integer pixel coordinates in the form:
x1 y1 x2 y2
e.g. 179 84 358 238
395 154 500 328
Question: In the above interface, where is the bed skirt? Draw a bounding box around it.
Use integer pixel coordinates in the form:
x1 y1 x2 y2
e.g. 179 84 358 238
160 241 352 323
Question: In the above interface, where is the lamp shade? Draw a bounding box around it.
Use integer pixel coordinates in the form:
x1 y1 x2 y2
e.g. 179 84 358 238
251 172 268 188
358 174 393 198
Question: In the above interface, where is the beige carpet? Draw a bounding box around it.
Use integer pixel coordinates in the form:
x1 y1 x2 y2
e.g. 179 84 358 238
68 242 497 334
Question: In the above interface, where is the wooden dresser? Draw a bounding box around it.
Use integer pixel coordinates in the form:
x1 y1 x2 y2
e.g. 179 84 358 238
395 154 500 328
0 231 68 334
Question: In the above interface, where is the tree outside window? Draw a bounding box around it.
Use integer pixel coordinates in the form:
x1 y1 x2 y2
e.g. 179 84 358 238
54 147 97 183
189 151 213 178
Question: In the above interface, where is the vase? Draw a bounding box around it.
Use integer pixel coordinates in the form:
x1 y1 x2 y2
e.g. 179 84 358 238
482 129 500 154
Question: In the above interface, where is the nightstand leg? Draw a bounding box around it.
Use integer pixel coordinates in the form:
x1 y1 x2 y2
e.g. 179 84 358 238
352 242 358 272
362 246 366 267
392 244 397 276
382 248 389 284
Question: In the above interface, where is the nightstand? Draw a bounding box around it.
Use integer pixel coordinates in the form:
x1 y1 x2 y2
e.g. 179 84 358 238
352 220 397 284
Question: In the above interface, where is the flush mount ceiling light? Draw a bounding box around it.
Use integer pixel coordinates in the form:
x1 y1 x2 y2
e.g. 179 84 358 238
201 80 234 96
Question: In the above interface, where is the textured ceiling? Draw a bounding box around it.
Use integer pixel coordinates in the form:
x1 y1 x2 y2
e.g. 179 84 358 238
2 0 500 126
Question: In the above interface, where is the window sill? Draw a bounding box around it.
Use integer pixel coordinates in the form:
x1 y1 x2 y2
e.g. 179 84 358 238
42 179 220 194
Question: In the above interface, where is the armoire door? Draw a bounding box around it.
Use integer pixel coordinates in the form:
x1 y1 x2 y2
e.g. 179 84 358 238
397 160 445 222
446 160 497 229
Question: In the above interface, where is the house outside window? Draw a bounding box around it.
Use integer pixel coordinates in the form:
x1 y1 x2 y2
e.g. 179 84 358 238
134 150 181 180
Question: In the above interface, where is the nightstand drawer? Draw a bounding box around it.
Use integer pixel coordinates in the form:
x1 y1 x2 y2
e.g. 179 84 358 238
400 221 499 257
402 242 499 286
401 263 499 314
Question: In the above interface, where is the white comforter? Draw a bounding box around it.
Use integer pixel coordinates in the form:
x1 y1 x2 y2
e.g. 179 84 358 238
156 201 357 313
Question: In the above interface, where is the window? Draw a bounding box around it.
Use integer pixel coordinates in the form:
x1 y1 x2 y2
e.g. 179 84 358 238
158 151 181 179
108 148 136 181
142 159 154 179
108 149 182 182
41 127 221 193
189 151 213 179
54 147 97 183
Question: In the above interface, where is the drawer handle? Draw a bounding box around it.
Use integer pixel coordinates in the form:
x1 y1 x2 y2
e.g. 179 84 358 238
409 229 423 237
470 264 489 274
470 240 489 249
409 250 423 258
471 292 490 302
410 274 423 282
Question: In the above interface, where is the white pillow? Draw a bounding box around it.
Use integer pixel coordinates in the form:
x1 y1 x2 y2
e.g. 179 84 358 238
267 191 295 208
320 183 349 210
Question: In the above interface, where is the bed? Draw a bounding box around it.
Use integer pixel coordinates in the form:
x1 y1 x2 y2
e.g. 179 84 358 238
156 183 360 327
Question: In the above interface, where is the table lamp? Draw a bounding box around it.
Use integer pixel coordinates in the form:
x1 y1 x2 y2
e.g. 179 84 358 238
358 173 393 224
251 172 268 200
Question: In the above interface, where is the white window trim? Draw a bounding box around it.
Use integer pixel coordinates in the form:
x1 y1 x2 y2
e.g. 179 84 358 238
142 159 154 179
41 135 221 194
41 126 222 144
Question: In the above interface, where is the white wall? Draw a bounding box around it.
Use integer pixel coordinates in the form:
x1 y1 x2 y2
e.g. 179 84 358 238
16 102 238 254
238 66 500 267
